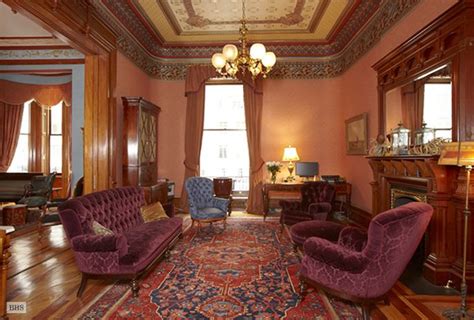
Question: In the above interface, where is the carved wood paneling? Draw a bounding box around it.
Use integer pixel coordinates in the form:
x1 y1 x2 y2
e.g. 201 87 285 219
401 160 418 177
373 1 474 140
3 0 119 193
3 0 115 55
368 155 474 292
371 2 474 291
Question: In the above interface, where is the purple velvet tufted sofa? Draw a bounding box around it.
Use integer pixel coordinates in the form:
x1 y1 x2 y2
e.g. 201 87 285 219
58 186 183 297
299 202 433 320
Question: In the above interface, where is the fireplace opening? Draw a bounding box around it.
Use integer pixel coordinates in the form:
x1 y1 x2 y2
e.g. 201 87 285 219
390 188 426 209
394 195 420 207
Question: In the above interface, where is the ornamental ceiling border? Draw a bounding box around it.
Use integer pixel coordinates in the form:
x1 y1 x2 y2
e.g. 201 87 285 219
93 0 420 80
97 0 380 58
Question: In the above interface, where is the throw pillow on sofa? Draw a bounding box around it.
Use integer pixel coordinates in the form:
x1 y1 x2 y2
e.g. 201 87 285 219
92 221 113 235
141 201 168 222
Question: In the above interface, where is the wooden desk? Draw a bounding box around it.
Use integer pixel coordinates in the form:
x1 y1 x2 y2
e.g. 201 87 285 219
262 183 303 219
262 182 352 220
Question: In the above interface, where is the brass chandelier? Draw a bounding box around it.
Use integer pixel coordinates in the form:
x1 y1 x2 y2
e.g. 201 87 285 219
211 0 276 79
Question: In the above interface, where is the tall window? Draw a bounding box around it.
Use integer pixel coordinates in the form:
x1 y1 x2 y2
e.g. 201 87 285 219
49 102 62 173
8 101 31 172
200 84 249 193
7 100 64 173
423 82 452 140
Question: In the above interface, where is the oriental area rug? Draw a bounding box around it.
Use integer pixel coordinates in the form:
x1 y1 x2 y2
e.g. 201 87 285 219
79 218 362 319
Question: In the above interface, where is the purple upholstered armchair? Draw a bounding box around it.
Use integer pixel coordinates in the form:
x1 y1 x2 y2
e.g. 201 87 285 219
299 202 433 319
280 181 335 226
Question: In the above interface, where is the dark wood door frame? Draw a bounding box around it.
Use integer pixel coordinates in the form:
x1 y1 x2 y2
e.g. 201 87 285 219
3 0 118 193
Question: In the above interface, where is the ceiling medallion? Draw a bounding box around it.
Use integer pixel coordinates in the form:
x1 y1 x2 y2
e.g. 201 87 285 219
211 0 276 79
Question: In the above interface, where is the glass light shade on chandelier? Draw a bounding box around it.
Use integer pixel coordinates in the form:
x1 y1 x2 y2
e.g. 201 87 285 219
211 0 276 79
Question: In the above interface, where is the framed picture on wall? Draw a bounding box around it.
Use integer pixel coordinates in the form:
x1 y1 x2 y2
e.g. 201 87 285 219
345 113 368 155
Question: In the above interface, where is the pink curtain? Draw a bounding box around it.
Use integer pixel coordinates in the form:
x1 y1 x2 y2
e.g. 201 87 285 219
0 80 72 106
180 66 217 209
242 76 265 214
0 101 24 172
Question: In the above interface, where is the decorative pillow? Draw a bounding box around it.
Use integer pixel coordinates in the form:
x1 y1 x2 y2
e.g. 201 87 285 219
92 221 113 235
141 201 168 223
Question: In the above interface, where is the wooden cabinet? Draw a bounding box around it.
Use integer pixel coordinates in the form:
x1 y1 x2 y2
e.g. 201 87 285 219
122 97 167 205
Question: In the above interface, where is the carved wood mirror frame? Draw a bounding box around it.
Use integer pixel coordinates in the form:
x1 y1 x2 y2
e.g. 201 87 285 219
373 0 474 144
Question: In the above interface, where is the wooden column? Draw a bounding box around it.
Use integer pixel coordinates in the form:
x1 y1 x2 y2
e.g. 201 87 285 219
84 53 116 192
450 169 474 291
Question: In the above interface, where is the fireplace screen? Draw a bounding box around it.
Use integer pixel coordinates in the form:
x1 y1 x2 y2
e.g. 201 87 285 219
391 188 427 208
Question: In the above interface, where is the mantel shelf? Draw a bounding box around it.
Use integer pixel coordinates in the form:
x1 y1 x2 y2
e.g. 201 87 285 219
366 155 440 160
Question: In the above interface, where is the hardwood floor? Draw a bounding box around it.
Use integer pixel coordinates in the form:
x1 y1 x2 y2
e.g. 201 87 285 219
8 226 111 319
6 223 473 319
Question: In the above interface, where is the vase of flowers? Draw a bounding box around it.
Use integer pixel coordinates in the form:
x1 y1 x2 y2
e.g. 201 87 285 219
266 161 282 184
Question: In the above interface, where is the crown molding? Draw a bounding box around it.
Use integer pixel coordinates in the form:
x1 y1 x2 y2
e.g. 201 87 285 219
104 0 420 80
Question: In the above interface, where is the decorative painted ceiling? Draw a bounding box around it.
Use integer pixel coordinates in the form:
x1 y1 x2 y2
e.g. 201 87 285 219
136 0 355 42
92 0 420 80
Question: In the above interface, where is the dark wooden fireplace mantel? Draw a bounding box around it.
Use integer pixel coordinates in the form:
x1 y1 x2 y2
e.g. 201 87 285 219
368 155 474 292
370 0 474 292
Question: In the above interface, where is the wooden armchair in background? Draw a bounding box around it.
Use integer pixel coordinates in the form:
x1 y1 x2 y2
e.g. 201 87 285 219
18 172 57 215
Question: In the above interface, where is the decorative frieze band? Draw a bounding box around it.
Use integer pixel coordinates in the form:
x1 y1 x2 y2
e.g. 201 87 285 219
105 0 419 80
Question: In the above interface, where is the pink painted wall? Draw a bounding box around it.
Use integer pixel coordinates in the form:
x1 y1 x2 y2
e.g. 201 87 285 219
147 78 345 197
148 80 187 196
115 52 151 185
339 0 457 213
262 79 345 182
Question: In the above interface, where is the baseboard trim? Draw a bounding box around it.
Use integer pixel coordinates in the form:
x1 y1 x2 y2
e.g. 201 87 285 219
349 206 372 228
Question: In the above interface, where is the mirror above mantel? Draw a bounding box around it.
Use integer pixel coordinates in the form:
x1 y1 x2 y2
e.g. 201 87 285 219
372 0 474 147
384 64 453 145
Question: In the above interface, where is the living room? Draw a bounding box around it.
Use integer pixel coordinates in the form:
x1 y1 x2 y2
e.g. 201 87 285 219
1 0 473 319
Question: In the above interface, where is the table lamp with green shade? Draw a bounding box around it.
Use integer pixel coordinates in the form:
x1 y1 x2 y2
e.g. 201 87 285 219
438 141 474 319
282 145 300 181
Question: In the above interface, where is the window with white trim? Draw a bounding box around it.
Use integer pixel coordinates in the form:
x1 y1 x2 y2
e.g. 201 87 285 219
200 84 249 193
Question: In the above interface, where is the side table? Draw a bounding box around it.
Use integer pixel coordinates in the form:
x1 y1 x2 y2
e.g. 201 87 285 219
213 178 233 215
2 204 27 226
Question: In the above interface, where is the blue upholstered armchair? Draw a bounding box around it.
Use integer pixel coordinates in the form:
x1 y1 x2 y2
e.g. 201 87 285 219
185 177 229 229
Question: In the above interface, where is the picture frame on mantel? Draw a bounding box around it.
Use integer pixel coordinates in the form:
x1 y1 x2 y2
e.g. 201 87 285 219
345 112 368 155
